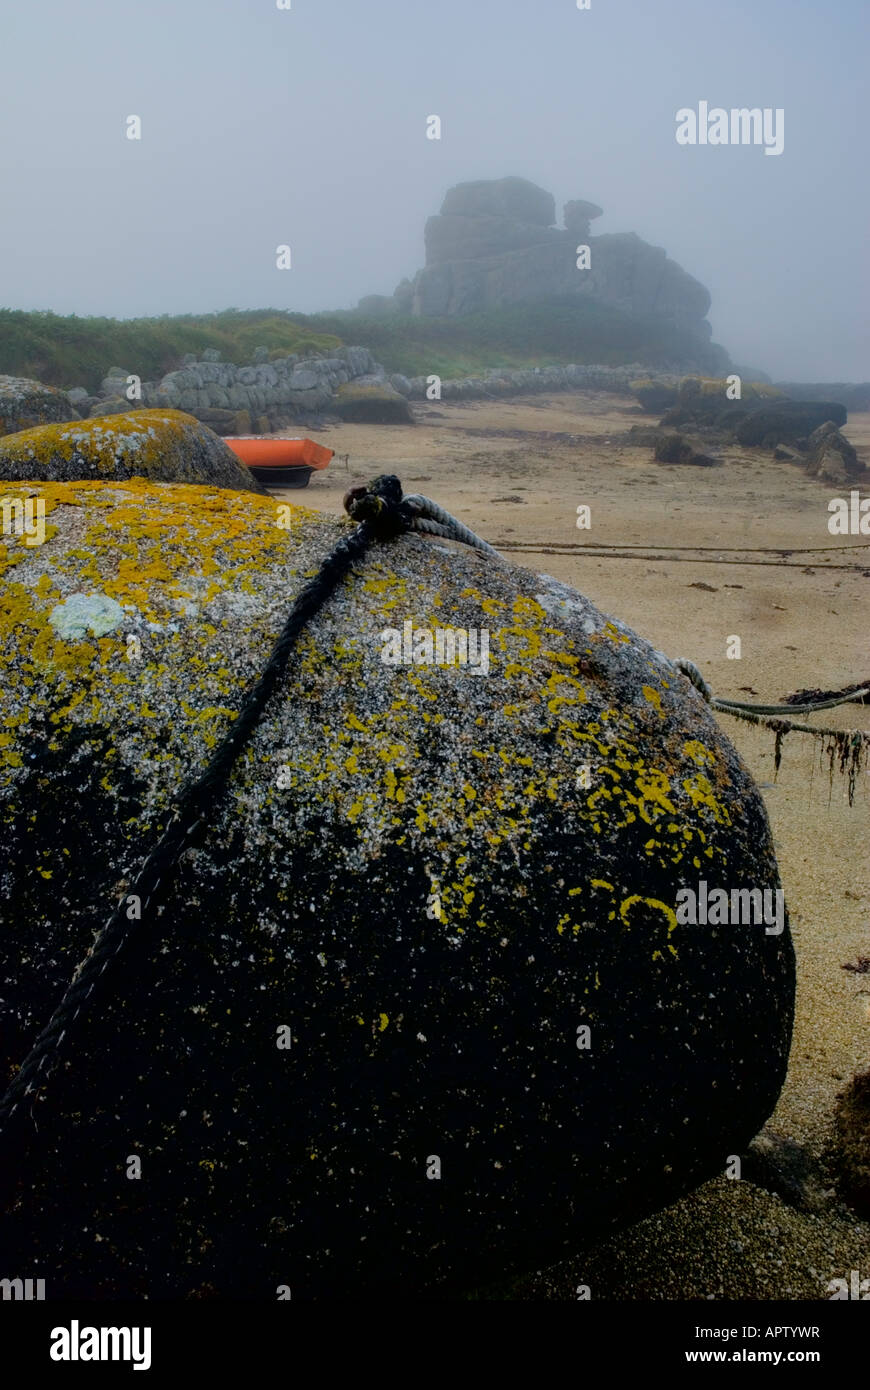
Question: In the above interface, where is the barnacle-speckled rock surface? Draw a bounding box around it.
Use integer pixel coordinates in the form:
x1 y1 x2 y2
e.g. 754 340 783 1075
0 480 795 1297
0 408 264 492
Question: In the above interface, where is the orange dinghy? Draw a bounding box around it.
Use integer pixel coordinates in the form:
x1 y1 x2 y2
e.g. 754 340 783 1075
224 437 334 488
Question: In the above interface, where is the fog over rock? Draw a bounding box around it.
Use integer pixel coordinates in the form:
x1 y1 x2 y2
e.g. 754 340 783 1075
388 179 719 355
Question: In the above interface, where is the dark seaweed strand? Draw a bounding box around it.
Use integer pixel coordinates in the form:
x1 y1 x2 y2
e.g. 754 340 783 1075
0 475 414 1140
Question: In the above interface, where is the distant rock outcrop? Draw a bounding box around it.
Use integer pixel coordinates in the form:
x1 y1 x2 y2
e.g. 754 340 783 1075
384 178 723 362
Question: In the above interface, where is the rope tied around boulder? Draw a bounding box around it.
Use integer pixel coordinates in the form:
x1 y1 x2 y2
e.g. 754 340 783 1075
0 477 865 1156
0 474 461 1145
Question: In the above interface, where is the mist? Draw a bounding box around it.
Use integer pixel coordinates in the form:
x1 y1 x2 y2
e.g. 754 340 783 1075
1 0 866 380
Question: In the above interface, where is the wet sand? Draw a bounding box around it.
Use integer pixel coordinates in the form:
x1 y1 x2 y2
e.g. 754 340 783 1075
275 393 870 1299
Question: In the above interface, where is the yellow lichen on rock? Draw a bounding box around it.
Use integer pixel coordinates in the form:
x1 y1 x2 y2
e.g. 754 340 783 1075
0 409 265 493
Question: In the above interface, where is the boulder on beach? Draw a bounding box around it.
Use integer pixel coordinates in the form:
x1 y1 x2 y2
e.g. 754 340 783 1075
734 400 848 448
804 421 861 479
0 480 795 1297
0 408 264 492
660 377 783 431
630 378 679 414
653 432 717 466
334 381 414 423
0 374 78 437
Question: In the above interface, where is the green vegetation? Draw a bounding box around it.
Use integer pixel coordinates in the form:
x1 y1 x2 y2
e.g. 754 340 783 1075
0 309 341 393
0 296 712 394
307 298 713 378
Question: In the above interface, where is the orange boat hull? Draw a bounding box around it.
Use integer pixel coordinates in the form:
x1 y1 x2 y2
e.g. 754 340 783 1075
224 438 333 470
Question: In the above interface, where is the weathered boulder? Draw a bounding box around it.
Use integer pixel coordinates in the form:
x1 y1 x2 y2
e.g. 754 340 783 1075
773 444 803 463
0 481 794 1297
0 409 264 492
563 199 604 239
424 213 558 266
441 176 555 226
334 381 414 423
88 395 138 417
734 401 848 448
630 378 679 414
334 345 377 376
660 378 783 432
98 370 134 398
653 432 717 466
816 449 850 484
804 421 861 478
0 374 77 437
192 406 255 437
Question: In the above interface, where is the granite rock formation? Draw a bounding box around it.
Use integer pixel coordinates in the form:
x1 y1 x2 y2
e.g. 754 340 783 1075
387 178 720 354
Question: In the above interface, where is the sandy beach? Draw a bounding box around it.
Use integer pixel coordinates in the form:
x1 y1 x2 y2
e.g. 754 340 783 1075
276 391 870 1299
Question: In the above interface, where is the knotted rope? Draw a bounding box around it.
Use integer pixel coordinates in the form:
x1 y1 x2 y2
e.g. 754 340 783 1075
0 475 423 1142
1 484 865 1151
401 493 504 561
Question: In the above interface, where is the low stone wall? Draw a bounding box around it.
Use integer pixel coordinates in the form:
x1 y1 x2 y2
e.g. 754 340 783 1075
401 361 654 401
71 346 383 434
63 353 688 433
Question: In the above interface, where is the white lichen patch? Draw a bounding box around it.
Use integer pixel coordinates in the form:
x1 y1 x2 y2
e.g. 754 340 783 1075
49 592 125 639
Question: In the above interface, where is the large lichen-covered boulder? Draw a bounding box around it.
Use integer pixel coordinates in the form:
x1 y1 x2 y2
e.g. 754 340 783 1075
0 374 78 436
0 482 795 1297
0 408 264 492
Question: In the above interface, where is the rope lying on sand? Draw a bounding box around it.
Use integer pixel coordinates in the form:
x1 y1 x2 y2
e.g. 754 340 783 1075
499 541 870 555
0 478 865 1156
495 545 868 571
673 659 869 805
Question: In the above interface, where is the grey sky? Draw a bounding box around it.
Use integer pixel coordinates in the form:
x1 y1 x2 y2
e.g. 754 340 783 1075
2 0 867 379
